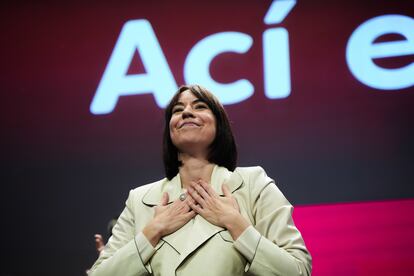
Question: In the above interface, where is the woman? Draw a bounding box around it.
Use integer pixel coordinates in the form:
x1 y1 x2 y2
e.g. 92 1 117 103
88 85 311 276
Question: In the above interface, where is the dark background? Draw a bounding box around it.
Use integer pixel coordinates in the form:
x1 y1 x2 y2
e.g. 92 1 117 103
1 0 413 275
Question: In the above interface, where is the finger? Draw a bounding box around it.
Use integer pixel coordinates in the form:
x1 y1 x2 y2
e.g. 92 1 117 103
181 210 196 222
189 210 197 219
160 192 169 206
96 239 104 246
222 184 232 198
179 200 191 212
186 194 196 205
184 192 196 205
94 234 105 249
94 234 104 242
192 181 210 200
185 197 198 210
188 186 206 208
185 210 196 218
188 200 204 214
185 195 198 211
199 179 219 198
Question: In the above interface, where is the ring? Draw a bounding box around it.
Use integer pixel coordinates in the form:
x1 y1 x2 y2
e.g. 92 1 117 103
179 193 186 201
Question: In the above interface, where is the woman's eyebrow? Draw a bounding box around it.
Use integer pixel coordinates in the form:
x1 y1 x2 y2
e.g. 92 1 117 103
174 102 184 106
192 99 205 104
173 99 205 108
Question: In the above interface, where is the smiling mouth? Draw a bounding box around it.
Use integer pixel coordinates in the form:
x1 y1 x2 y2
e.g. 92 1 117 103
179 122 200 128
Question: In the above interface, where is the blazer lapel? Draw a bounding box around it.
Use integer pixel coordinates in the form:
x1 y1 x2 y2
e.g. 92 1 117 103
176 215 224 266
211 165 243 195
161 219 193 255
142 174 183 206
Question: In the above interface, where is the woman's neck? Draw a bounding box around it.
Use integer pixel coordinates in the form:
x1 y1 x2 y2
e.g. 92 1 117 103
178 154 215 189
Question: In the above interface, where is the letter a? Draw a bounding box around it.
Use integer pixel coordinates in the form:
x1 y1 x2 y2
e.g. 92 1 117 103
90 19 177 114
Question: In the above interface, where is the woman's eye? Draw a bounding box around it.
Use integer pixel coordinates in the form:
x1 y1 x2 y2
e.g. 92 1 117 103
172 108 183 113
195 104 207 109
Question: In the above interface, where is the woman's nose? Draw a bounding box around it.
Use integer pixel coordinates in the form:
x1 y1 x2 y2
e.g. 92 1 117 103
182 106 195 118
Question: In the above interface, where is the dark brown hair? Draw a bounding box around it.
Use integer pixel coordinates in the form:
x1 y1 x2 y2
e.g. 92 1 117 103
163 84 237 180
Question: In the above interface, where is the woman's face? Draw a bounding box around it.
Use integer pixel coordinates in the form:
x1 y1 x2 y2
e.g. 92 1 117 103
169 90 216 156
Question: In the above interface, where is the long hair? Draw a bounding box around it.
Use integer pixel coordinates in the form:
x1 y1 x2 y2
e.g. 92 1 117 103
163 84 237 179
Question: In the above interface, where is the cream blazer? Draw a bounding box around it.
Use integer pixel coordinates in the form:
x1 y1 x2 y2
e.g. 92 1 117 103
89 165 311 276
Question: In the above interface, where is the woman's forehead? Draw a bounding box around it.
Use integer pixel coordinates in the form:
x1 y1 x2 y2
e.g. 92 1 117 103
178 90 197 101
174 90 204 105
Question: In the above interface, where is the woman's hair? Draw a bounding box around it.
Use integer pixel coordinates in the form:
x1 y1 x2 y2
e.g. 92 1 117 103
163 84 237 180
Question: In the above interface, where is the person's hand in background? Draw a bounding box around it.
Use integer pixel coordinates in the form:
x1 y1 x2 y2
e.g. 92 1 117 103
94 234 105 254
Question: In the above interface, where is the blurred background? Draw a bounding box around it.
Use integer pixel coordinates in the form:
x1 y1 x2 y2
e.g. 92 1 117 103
1 0 413 275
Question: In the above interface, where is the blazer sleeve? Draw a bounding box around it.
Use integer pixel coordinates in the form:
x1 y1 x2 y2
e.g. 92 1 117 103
236 167 312 276
88 190 153 276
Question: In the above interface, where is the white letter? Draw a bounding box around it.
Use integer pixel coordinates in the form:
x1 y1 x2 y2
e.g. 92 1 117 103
264 0 296 25
263 0 296 99
263 28 291 99
90 19 177 114
346 14 414 90
183 32 253 105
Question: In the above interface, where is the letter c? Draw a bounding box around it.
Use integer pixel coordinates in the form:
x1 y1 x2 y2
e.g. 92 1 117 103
183 32 254 104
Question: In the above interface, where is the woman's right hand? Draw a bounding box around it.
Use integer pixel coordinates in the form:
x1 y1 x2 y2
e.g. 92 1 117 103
143 192 196 247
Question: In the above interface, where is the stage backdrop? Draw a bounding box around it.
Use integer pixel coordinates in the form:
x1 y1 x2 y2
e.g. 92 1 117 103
1 0 413 275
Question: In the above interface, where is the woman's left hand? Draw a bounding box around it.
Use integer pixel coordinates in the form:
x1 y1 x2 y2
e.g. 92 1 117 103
187 180 250 240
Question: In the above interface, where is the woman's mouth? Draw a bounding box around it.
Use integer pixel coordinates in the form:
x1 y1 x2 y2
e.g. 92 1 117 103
179 122 200 128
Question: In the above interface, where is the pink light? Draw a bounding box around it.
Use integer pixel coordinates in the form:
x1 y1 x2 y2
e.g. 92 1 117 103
293 199 414 275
